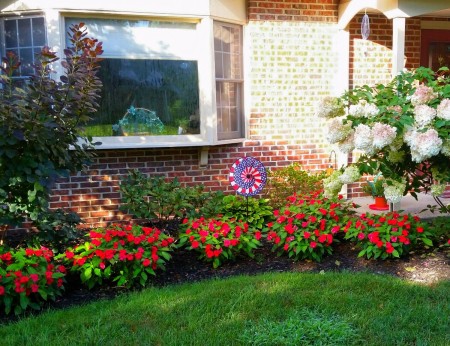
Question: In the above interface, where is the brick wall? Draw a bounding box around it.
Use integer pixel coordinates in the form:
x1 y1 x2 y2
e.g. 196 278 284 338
46 1 449 227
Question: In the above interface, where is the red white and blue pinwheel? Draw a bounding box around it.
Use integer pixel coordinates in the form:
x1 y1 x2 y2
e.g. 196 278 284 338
229 157 267 196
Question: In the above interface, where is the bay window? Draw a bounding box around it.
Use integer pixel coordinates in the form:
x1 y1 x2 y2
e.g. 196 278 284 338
2 3 246 149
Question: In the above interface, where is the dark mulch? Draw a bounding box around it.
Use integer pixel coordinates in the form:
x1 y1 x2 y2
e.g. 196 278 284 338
1 232 449 325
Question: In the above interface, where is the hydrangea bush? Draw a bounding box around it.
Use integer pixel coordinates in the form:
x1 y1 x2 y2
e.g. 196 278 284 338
316 67 450 209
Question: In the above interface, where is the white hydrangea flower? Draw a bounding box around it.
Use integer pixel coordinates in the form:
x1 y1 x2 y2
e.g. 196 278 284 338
339 165 361 184
383 179 406 204
407 128 443 162
354 124 374 154
387 150 405 163
441 139 450 157
410 84 438 106
414 104 436 128
431 184 446 197
437 98 450 120
315 97 345 119
326 118 352 144
364 103 379 118
348 101 379 118
323 170 344 198
372 122 397 149
348 103 365 118
337 130 355 153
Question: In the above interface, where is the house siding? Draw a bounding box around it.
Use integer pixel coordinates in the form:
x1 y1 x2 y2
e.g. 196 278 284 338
45 1 447 227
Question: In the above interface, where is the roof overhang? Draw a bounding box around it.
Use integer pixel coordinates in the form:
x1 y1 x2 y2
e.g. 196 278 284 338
338 0 450 29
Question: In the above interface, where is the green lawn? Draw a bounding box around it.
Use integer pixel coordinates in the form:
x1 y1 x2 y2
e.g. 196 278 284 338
82 124 179 137
0 272 449 345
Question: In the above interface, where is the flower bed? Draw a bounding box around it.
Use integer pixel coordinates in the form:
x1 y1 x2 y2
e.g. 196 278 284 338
264 192 356 261
179 217 262 268
344 212 434 259
0 247 66 315
59 224 175 289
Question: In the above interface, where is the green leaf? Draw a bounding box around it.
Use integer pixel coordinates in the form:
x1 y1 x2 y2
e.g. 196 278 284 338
38 289 48 301
19 293 29 310
160 251 172 261
422 238 433 246
84 267 92 279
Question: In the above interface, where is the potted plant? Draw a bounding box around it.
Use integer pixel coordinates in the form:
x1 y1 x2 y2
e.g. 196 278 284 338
362 173 389 210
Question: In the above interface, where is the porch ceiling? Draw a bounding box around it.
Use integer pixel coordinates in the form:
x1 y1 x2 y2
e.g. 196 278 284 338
338 0 450 29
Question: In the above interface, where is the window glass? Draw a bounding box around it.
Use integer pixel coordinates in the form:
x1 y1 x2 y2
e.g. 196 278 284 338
32 17 46 46
18 18 31 46
65 18 200 138
87 58 200 137
214 22 244 140
2 16 46 77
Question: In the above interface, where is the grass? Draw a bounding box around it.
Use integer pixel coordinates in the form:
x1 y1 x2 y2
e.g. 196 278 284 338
0 272 449 345
82 124 179 137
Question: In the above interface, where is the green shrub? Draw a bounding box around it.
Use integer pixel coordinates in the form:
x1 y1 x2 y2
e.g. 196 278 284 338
0 246 67 315
119 170 207 229
58 224 175 289
219 195 274 231
0 23 102 229
28 209 83 253
264 163 326 208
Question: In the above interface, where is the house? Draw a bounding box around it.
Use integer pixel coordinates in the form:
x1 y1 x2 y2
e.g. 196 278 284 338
1 0 449 227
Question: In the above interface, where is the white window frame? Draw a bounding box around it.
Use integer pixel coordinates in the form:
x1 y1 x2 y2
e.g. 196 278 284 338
1 2 247 150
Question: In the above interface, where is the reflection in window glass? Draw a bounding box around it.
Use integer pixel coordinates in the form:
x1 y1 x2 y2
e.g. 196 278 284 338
85 59 200 137
214 21 244 140
429 42 450 71
1 16 46 77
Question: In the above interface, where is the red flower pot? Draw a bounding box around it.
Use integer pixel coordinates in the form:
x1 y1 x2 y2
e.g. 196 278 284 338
369 197 389 211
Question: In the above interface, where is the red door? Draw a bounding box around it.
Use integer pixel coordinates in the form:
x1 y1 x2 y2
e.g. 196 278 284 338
420 29 450 70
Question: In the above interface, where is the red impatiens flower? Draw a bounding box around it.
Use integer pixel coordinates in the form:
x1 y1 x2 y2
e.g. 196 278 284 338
191 240 200 249
310 241 317 249
304 231 311 239
65 251 75 259
0 286 5 295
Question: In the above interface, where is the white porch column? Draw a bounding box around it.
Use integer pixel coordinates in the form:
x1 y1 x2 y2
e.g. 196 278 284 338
392 17 406 76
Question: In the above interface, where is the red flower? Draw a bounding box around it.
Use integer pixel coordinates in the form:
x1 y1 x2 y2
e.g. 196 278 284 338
255 231 261 240
284 244 290 251
0 286 5 295
99 262 106 270
310 241 317 249
318 234 327 243
416 227 423 233
65 251 75 259
30 274 39 283
358 233 365 240
31 284 39 293
304 231 311 239
191 241 200 249
142 258 151 267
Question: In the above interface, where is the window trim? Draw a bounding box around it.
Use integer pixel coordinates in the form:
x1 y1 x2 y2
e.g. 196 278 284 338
1 10 247 149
